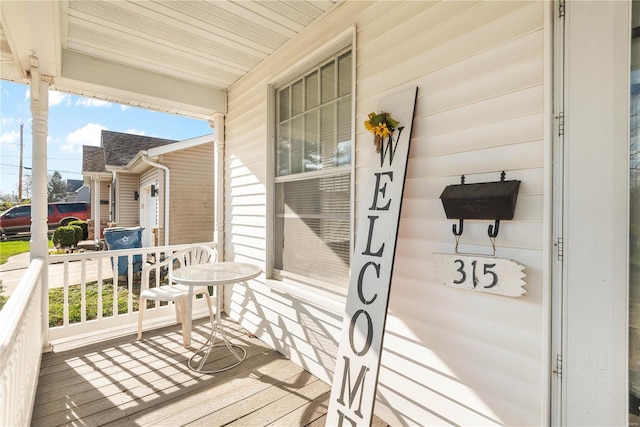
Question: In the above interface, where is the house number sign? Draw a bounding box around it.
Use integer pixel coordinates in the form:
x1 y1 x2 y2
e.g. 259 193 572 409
327 86 418 426
434 253 526 297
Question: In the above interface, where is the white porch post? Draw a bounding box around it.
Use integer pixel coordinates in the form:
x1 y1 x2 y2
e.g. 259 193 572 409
29 55 50 345
210 113 225 261
92 177 101 240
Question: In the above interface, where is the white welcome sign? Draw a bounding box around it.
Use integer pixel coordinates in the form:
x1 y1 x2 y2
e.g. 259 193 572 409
327 86 418 426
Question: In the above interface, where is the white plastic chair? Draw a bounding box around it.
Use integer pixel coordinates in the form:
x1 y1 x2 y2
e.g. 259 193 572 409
137 245 217 346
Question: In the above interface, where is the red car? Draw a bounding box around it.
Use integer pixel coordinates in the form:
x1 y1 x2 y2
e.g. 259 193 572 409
0 202 90 238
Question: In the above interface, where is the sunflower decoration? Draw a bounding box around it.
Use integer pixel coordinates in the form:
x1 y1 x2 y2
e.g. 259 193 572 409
364 111 400 153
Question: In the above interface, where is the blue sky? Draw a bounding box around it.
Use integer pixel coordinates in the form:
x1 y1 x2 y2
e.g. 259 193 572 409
0 80 212 198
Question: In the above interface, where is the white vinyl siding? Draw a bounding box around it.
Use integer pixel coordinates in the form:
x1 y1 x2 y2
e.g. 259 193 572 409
115 173 139 227
161 144 215 245
99 181 110 224
224 1 547 425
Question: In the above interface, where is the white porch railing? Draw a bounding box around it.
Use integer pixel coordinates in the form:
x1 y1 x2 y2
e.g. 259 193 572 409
0 242 216 425
0 258 45 427
46 242 216 347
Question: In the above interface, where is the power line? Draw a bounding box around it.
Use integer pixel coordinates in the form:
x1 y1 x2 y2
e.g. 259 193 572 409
0 163 82 175
0 154 82 160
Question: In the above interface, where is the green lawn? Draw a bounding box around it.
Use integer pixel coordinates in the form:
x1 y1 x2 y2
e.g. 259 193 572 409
0 239 31 264
48 280 145 327
0 237 54 265
0 238 53 310
0 239 165 324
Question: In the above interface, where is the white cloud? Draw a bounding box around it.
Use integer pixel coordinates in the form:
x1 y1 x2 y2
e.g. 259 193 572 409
75 98 113 108
49 91 71 107
60 123 106 154
120 105 130 111
1 117 14 126
0 130 20 146
25 89 70 107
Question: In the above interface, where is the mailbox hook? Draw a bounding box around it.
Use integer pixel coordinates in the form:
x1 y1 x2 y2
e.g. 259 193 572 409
452 219 464 237
488 220 500 238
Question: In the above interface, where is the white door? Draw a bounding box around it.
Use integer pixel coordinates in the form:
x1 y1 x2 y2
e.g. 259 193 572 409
139 186 156 247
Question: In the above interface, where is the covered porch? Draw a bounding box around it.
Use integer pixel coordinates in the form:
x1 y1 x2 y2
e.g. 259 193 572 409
4 0 633 425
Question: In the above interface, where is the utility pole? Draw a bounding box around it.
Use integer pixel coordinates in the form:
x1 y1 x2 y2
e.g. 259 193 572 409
18 123 23 200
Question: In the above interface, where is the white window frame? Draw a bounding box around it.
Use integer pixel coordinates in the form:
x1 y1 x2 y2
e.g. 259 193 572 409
266 32 355 297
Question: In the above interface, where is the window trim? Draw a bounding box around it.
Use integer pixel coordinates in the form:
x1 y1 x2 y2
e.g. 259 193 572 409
275 164 351 184
265 31 355 292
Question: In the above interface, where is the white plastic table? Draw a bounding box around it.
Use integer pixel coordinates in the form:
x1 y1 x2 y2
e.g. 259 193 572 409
169 261 261 373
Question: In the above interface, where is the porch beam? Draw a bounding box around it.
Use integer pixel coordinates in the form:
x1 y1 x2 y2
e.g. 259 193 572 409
56 50 227 117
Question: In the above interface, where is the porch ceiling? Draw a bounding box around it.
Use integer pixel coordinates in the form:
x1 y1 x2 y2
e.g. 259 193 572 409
0 0 340 120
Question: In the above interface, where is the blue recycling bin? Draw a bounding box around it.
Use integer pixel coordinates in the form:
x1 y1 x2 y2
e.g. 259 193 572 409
103 226 144 276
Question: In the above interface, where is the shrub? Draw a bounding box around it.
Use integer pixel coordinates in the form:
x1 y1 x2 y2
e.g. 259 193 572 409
68 220 88 240
52 225 82 248
72 225 83 243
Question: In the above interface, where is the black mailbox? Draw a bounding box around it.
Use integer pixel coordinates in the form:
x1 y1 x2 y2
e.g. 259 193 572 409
440 179 520 220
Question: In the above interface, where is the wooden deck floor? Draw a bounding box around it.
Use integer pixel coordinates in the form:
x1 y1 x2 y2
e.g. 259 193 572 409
33 317 389 426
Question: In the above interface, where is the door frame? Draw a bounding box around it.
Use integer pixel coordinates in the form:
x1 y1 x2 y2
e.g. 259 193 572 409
551 1 630 424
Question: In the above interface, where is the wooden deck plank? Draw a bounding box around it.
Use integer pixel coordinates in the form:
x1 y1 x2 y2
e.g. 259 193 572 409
184 371 317 426
37 326 212 385
62 350 280 427
33 348 277 423
33 319 266 425
33 345 276 426
129 358 303 427
34 333 216 410
224 378 330 426
306 414 327 427
35 322 263 404
274 389 330 426
306 411 391 427
39 321 245 373
33 317 391 426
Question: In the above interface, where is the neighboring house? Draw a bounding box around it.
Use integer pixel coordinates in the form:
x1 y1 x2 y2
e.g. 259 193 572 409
63 179 84 202
75 185 90 204
82 130 215 246
66 179 83 194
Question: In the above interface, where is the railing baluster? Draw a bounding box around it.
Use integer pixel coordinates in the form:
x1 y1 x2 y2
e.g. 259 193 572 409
63 260 69 327
43 242 216 340
112 258 118 317
97 257 103 321
81 259 87 324
153 250 160 309
127 254 134 314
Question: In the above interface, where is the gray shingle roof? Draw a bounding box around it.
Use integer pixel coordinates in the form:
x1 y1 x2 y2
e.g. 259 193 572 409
82 145 107 173
101 130 177 167
66 179 84 192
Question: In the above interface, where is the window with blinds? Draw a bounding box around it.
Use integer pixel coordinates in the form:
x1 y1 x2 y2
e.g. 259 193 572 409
274 48 352 288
